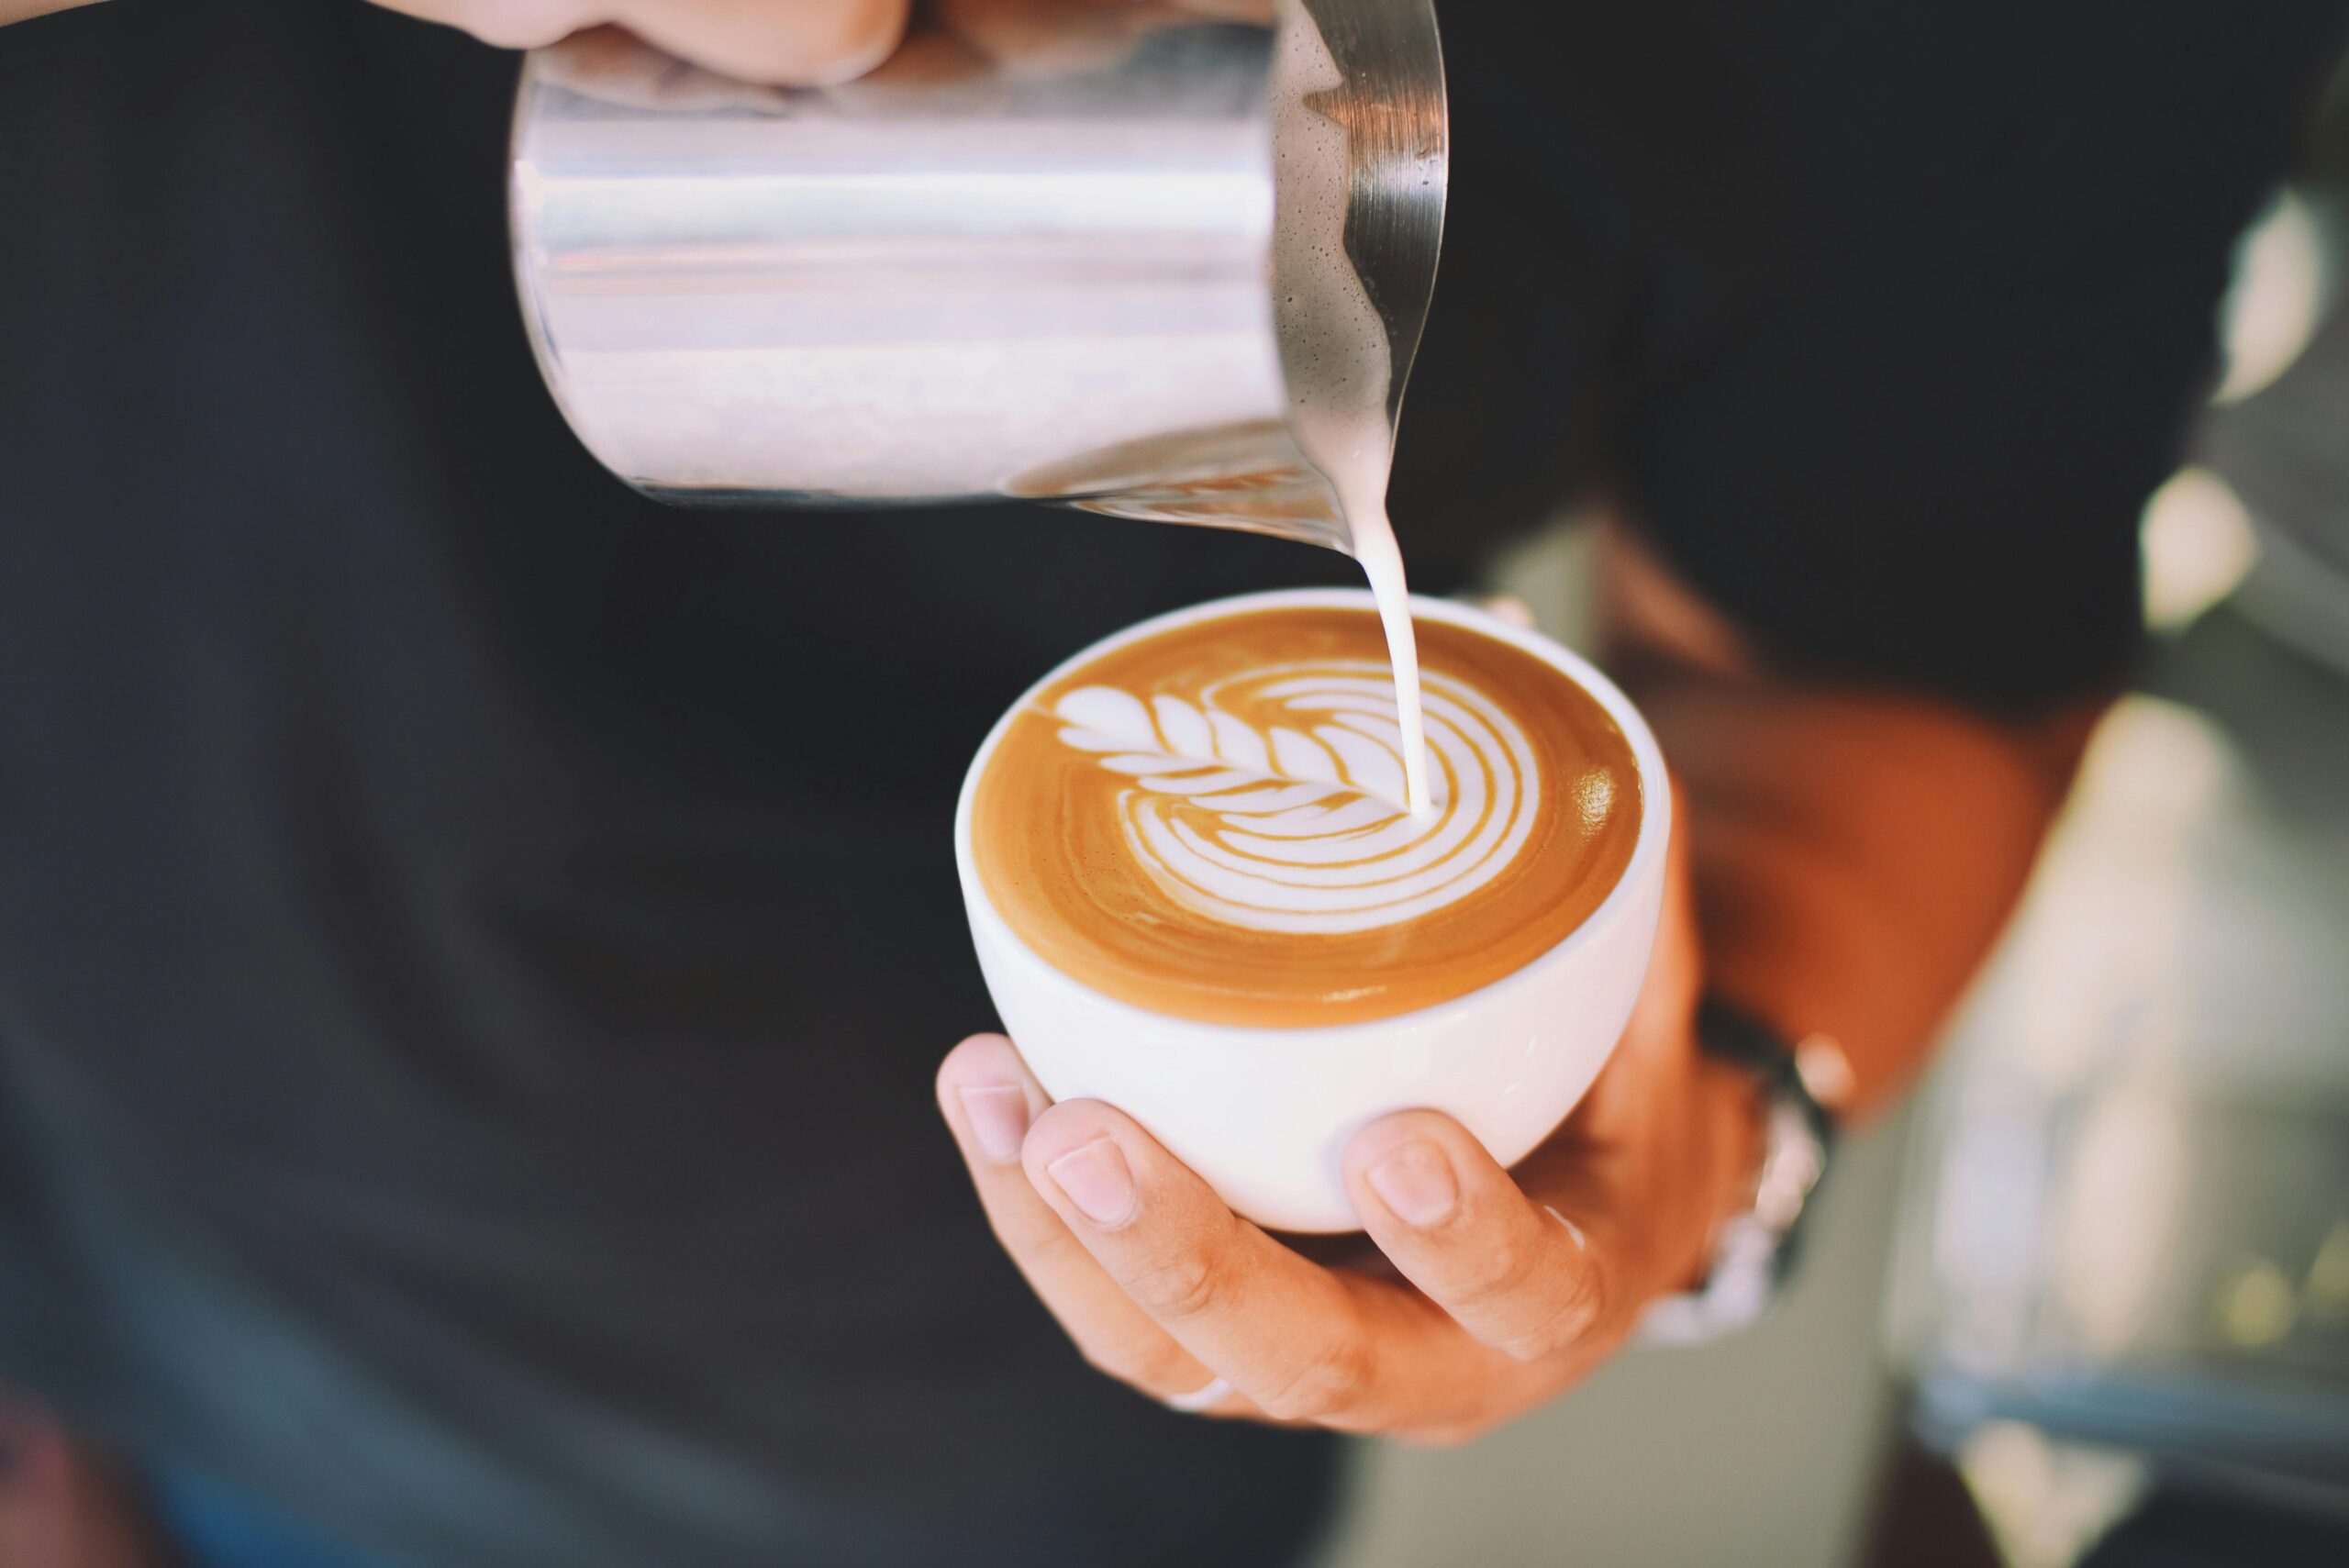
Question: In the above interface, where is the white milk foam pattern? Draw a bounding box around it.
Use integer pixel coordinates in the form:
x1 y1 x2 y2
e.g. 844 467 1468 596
1273 6 1433 817
1052 661 1538 934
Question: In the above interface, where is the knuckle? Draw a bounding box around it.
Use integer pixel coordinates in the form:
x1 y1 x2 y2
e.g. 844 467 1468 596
1255 1334 1375 1423
1448 1233 1538 1315
1497 1263 1610 1363
1126 1245 1224 1324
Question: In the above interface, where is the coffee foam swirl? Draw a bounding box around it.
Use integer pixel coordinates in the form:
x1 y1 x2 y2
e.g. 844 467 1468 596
971 606 1642 1029
1052 662 1540 934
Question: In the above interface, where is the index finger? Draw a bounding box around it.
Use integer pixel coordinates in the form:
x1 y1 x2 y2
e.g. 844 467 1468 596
936 1036 1240 1410
1344 1110 1630 1366
1020 1098 1514 1433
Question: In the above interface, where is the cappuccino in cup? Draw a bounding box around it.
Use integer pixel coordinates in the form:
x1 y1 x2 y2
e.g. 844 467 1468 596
970 606 1642 1027
956 590 1669 1232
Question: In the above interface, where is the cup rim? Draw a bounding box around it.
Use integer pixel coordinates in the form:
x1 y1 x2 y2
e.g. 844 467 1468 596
954 587 1672 1040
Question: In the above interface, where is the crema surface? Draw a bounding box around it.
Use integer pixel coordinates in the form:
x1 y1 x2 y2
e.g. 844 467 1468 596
973 608 1642 1026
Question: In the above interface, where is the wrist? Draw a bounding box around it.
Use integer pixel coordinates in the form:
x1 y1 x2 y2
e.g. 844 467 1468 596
1642 999 1839 1341
1680 1051 1768 1289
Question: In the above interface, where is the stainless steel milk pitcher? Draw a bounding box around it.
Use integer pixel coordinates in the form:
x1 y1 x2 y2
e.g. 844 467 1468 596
508 0 1446 552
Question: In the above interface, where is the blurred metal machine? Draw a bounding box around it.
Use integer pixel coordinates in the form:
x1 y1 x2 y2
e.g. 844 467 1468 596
1886 167 2349 1540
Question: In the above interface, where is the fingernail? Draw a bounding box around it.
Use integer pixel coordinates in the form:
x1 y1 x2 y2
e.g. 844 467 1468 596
958 1084 1030 1164
1366 1140 1458 1227
1047 1137 1138 1227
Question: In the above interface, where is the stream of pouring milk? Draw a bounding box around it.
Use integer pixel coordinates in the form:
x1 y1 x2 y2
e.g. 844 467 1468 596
1272 7 1432 817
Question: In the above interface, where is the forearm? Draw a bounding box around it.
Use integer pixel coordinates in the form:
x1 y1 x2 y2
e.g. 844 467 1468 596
1 1 104 25
1599 524 2103 1120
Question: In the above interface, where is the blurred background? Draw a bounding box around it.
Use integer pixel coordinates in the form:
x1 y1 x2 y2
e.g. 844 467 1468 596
1321 44 2349 1568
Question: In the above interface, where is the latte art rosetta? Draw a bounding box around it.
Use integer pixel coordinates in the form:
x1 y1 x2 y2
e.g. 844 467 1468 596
1052 662 1542 934
969 606 1642 1028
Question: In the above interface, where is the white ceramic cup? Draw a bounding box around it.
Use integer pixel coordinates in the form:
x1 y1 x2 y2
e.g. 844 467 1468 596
953 588 1672 1233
